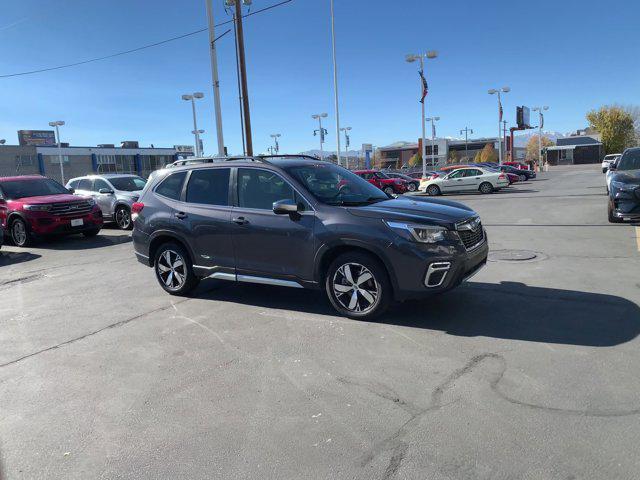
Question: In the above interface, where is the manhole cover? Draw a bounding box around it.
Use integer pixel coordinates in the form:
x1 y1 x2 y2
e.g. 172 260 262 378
488 249 538 262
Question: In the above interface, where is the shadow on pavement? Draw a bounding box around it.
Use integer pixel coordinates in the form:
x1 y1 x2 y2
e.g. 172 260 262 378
0 251 41 267
36 233 132 251
194 280 640 347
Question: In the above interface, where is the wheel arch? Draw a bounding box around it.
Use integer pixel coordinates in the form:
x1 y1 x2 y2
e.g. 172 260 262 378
148 231 196 268
314 241 397 295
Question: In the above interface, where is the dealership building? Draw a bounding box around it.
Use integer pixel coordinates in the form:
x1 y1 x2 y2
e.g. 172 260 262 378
0 130 189 184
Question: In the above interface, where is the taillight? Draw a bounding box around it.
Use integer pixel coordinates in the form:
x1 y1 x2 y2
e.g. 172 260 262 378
131 202 144 220
498 174 506 180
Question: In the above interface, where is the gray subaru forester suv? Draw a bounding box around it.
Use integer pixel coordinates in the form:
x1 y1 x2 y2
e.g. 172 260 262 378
131 156 488 319
67 174 146 229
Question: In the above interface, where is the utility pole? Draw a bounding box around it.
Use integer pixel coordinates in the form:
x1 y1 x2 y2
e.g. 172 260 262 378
502 120 508 160
205 0 225 156
230 0 253 155
488 87 510 164
329 0 342 167
460 127 473 162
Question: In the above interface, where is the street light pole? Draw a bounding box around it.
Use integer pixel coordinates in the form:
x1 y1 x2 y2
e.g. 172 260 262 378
532 106 549 170
460 127 473 162
49 121 65 184
182 93 204 157
312 113 328 160
329 0 342 167
205 0 225 156
270 133 281 154
406 51 438 178
340 126 351 169
426 117 440 167
488 86 510 164
502 120 508 160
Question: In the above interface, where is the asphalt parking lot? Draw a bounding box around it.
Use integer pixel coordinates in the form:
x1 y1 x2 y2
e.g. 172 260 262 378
1 164 639 480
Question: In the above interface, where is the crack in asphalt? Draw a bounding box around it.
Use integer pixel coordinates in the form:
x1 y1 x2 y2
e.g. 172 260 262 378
0 273 44 289
354 353 640 479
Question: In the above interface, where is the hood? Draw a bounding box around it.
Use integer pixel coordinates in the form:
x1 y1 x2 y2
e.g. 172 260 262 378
347 196 477 229
613 170 640 184
14 194 90 204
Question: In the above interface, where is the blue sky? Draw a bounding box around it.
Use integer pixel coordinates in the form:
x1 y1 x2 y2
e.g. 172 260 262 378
0 0 637 154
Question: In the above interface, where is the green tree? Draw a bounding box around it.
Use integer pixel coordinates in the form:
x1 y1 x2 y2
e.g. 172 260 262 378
525 135 555 161
586 106 635 154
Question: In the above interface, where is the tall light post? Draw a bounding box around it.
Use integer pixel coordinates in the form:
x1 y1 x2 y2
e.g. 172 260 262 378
460 127 473 162
425 117 440 167
312 113 328 161
205 0 225 156
329 0 342 167
48 121 66 184
488 86 510 164
270 133 281 155
532 106 549 170
192 129 205 155
406 51 438 178
226 0 253 155
182 93 204 157
340 126 352 169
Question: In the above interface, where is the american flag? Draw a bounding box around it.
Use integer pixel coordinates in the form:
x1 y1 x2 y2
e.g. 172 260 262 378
419 70 428 104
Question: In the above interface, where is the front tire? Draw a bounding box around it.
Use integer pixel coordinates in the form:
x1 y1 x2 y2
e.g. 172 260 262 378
426 184 441 196
114 206 132 230
154 242 200 295
10 218 32 247
518 175 526 182
383 186 394 196
407 183 417 192
608 201 623 223
479 182 494 194
325 252 391 320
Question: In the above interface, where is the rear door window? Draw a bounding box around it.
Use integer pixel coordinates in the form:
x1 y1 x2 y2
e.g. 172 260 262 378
186 168 230 206
77 179 92 191
155 172 187 200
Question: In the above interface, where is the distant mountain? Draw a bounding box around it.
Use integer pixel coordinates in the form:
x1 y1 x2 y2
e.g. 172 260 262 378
299 149 363 157
513 131 567 147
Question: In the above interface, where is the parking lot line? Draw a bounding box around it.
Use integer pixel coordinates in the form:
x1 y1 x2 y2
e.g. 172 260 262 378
636 227 640 252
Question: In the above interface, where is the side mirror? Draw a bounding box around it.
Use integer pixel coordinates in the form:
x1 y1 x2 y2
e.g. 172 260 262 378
273 199 299 215
99 188 114 195
67 188 75 194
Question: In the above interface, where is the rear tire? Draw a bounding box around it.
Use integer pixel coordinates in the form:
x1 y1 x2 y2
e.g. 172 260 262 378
115 206 132 230
479 182 494 194
518 175 526 182
407 183 417 192
10 218 32 247
325 251 391 320
426 184 441 196
154 242 200 295
383 186 394 196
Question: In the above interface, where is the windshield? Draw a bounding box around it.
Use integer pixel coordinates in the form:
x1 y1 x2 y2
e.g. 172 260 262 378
617 150 640 171
0 178 70 199
109 176 147 191
284 163 389 205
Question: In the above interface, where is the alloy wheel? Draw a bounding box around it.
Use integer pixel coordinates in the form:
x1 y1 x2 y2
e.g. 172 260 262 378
407 183 417 192
12 221 27 246
332 263 380 314
157 249 186 291
116 208 131 229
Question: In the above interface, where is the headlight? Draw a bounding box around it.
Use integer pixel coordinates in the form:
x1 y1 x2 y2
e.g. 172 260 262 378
611 180 637 192
384 221 446 243
24 204 52 211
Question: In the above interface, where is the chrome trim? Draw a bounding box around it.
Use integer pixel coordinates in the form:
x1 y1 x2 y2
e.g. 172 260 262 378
237 275 304 289
455 216 482 232
209 272 237 281
456 229 486 252
424 262 451 288
135 252 149 259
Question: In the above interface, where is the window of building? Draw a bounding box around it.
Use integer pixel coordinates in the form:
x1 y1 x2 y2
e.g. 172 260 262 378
15 155 35 167
186 169 230 206
237 168 295 210
155 172 186 200
47 155 69 164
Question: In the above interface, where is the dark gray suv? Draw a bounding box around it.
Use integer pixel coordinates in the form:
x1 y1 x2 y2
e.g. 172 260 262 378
132 156 488 319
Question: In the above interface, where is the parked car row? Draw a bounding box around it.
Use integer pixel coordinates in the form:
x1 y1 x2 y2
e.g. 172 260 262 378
418 166 510 195
0 173 147 247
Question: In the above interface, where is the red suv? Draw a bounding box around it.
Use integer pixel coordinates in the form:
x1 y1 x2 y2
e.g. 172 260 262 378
0 175 103 247
353 170 409 195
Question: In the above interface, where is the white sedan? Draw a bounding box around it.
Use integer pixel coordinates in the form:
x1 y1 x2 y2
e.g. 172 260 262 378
419 167 509 196
601 154 621 173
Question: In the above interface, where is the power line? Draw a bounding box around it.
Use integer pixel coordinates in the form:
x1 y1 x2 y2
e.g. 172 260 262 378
0 0 293 79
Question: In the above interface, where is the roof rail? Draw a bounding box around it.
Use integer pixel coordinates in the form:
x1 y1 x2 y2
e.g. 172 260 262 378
256 154 322 161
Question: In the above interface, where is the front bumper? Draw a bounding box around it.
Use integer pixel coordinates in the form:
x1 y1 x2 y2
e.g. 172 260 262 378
26 207 103 236
387 231 489 301
611 189 640 221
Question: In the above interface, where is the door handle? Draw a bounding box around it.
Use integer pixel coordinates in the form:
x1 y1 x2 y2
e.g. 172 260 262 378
174 212 188 220
233 216 248 225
